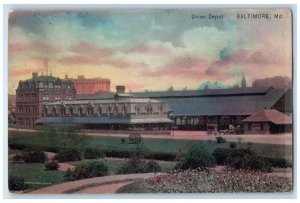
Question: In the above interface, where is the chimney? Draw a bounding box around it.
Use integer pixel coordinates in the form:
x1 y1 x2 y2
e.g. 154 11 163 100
32 72 38 79
116 85 125 94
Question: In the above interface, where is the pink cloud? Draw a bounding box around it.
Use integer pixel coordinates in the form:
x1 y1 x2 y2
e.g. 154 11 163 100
9 41 56 54
58 56 103 65
128 44 170 55
123 82 145 91
70 42 114 57
143 57 209 81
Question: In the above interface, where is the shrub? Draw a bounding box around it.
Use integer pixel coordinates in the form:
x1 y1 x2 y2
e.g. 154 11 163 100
23 150 46 163
261 157 289 168
83 148 105 159
144 160 161 172
227 148 271 172
229 142 237 149
54 149 82 162
212 148 233 165
216 137 226 143
9 175 27 191
64 161 108 181
176 143 215 170
117 157 161 174
45 161 59 170
8 143 26 150
121 138 126 144
12 153 25 162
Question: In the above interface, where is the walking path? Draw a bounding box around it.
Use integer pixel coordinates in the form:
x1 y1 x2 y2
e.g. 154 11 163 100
27 173 161 194
8 128 292 145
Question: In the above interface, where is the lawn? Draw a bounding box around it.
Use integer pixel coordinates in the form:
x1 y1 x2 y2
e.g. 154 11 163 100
69 158 177 174
8 130 292 161
9 163 65 190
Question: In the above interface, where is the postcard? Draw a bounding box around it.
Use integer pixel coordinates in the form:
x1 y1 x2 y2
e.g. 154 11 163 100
7 8 293 195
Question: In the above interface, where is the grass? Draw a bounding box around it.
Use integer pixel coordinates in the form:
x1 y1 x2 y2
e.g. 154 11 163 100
69 158 177 174
8 130 292 161
9 163 65 190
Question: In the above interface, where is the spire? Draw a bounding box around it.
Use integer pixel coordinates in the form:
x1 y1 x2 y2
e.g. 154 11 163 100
241 74 246 88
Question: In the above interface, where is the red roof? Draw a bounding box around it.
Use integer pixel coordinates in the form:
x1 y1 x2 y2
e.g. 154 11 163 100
242 109 292 125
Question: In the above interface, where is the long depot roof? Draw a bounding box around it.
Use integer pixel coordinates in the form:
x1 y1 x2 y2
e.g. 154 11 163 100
77 87 290 116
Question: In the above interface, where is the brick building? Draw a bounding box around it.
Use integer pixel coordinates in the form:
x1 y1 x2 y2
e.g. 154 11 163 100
15 73 76 128
67 75 110 95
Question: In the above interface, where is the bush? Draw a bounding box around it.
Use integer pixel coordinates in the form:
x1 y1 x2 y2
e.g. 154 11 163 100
121 138 126 144
64 161 108 181
23 150 46 163
176 143 215 170
54 149 82 162
227 148 271 172
229 142 237 149
12 153 25 162
117 157 161 174
216 137 226 143
9 175 27 191
45 161 59 170
212 148 234 165
144 160 161 172
83 148 105 159
261 157 289 168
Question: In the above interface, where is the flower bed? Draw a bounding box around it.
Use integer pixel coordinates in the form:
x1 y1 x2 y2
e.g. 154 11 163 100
145 168 292 193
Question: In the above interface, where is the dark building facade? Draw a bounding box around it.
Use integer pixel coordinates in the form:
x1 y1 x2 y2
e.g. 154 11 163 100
77 87 292 131
15 73 76 128
67 75 110 95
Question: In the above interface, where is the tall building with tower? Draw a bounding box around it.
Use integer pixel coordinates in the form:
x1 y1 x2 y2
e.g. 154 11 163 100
241 74 247 88
15 73 76 128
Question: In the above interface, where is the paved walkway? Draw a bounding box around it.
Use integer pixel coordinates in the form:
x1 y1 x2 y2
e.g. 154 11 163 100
27 172 161 194
9 128 292 145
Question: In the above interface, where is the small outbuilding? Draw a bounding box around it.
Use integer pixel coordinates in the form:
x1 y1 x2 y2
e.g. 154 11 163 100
242 109 292 134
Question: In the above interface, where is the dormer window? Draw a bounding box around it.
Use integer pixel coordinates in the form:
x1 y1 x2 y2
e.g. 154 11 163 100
122 105 127 115
69 107 73 116
60 108 66 116
52 107 56 116
98 106 102 116
87 107 93 116
136 107 140 115
78 108 83 116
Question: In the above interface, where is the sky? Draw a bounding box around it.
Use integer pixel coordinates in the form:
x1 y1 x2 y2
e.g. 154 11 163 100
8 9 292 93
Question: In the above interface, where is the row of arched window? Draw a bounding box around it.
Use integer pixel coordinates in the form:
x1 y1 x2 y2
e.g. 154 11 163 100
45 105 128 117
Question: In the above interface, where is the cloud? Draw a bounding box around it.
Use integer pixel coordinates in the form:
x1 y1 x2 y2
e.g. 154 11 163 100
9 41 56 54
70 42 115 57
143 57 209 81
128 44 170 55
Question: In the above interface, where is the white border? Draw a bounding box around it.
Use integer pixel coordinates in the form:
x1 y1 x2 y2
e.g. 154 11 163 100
1 1 299 202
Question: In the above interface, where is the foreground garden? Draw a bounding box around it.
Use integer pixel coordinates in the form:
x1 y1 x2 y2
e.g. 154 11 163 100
8 127 293 193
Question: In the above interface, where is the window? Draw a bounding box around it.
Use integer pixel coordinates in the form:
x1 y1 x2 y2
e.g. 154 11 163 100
52 108 56 116
107 107 112 116
114 106 118 115
98 107 102 116
49 82 53 88
87 108 93 116
61 108 66 116
43 108 47 116
78 108 83 116
122 105 127 115
39 82 43 88
136 107 140 115
69 107 73 116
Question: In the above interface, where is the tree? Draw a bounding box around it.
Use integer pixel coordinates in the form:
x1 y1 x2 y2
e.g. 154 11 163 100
167 86 174 91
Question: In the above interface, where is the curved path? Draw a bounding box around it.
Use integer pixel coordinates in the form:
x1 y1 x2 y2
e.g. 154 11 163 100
27 173 161 194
